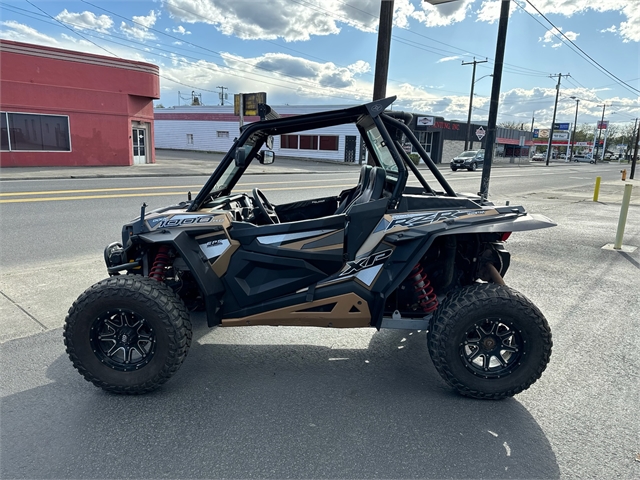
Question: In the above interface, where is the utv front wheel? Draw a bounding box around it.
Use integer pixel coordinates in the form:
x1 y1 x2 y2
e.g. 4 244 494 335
428 284 551 400
64 276 192 394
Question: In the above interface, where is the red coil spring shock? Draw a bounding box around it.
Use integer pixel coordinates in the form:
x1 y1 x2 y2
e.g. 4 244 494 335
149 245 171 281
411 264 438 313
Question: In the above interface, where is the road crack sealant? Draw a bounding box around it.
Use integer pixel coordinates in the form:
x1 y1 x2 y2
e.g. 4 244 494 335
0 290 48 331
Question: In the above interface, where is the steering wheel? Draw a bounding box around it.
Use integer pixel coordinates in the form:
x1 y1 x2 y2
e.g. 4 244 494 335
252 188 279 224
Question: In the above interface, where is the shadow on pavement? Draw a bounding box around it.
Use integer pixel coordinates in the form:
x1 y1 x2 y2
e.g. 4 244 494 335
1 327 559 479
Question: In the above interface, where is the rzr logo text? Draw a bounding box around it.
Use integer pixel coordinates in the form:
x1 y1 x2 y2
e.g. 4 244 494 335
387 210 485 230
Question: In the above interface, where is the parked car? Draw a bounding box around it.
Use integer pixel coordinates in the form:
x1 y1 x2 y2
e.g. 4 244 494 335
450 149 484 171
573 154 595 164
532 153 546 161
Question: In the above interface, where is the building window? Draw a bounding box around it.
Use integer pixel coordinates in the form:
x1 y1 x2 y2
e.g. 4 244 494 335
187 134 194 144
281 134 298 149
319 135 339 151
281 134 339 151
417 131 433 155
217 131 229 138
299 135 318 150
1 112 71 151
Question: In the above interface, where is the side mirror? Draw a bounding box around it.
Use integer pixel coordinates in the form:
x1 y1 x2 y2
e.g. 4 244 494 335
260 150 275 165
234 147 247 167
266 135 274 149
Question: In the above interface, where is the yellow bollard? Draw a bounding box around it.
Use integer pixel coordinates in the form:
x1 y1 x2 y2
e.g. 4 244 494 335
614 184 633 250
593 176 601 202
621 169 627 181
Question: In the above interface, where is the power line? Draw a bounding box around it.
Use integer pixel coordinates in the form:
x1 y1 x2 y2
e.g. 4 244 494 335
522 0 640 96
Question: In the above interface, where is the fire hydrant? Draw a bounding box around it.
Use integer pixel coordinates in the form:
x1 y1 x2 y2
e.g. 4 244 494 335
621 169 627 181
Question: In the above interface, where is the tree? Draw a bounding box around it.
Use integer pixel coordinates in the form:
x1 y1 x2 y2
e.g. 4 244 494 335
498 121 526 130
155 103 165 108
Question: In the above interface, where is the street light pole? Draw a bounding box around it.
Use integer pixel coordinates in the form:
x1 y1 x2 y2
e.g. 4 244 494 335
569 96 579 162
463 58 488 151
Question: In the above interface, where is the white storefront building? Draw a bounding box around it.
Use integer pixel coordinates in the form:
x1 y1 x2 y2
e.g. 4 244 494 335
154 104 363 163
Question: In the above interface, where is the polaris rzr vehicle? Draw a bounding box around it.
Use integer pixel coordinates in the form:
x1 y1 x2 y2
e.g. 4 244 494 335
64 96 554 399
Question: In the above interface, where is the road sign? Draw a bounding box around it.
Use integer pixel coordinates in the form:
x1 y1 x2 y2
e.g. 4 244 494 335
553 123 570 131
475 126 485 140
519 135 526 147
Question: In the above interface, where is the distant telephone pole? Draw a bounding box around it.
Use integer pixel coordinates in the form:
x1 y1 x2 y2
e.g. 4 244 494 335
463 58 488 150
594 104 608 162
545 73 570 166
217 86 228 106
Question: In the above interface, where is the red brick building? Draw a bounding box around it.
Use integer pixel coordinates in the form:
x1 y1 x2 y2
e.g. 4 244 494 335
0 40 159 167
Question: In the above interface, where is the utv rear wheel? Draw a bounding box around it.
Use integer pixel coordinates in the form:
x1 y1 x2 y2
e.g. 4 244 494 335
64 276 192 394
428 283 551 400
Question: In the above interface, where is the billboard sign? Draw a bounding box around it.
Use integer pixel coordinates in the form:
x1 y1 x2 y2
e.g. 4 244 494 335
416 116 435 127
234 92 267 116
553 132 569 140
597 120 609 130
553 123 570 131
533 129 539 138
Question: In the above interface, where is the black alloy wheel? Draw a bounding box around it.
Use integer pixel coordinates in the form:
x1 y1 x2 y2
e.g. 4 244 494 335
64 276 192 394
428 283 552 400
90 309 156 372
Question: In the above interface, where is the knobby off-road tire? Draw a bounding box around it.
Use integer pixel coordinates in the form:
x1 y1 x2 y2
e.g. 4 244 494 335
428 283 552 400
64 276 192 394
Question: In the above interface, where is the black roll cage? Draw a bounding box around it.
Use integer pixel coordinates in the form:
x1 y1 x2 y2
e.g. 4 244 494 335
188 96 457 212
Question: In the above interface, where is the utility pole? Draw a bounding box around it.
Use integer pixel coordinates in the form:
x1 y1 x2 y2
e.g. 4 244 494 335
631 119 639 180
372 0 394 100
479 0 510 202
595 104 607 163
530 111 535 132
545 73 570 166
217 86 227 106
569 96 579 162
463 58 488 150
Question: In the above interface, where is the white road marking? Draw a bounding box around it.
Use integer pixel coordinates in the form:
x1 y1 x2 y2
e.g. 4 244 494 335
503 442 511 457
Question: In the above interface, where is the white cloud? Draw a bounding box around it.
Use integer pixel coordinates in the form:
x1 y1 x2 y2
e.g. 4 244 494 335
520 0 638 43
54 9 114 33
0 21 155 62
172 25 191 35
539 27 579 49
0 20 59 44
601 25 617 33
120 10 158 41
412 0 474 27
161 0 386 41
437 55 461 63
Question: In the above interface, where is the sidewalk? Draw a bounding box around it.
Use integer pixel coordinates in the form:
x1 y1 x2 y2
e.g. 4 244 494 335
0 149 609 182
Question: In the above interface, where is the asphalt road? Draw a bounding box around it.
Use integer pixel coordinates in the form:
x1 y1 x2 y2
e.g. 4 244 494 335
1 162 638 479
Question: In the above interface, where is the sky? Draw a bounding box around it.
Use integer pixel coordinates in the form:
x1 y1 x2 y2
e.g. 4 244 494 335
1 0 639 130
